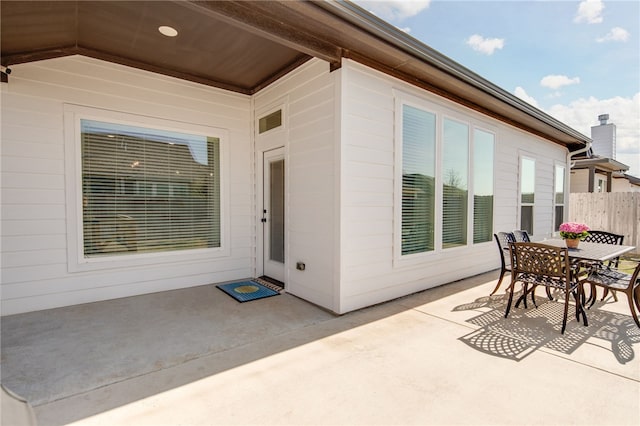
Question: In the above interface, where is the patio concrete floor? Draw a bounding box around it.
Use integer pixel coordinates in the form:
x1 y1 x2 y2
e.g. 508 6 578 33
1 270 639 425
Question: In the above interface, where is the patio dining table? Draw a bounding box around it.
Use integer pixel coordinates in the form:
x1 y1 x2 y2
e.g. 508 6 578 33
539 239 636 263
508 239 636 312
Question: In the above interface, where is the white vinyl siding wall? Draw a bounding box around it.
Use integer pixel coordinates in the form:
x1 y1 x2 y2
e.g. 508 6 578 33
338 60 568 313
254 60 337 310
1 56 253 315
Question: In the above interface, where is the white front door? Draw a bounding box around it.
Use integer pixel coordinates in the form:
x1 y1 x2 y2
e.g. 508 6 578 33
262 148 285 283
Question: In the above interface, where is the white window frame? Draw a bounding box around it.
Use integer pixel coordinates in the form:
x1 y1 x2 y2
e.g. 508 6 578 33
393 92 441 265
519 154 536 236
64 104 230 272
553 162 566 233
471 127 496 244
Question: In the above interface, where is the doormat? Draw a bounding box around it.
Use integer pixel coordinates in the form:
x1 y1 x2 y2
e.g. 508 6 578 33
216 281 280 303
254 276 284 292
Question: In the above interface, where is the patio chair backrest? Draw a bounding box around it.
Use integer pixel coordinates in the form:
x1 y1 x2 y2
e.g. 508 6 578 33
513 230 531 242
494 232 515 267
583 230 624 245
583 230 625 267
509 242 572 289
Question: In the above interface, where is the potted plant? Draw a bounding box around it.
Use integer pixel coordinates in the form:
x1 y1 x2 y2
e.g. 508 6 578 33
559 222 590 248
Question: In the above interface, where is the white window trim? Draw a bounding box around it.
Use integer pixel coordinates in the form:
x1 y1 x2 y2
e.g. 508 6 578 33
256 101 287 136
64 104 230 272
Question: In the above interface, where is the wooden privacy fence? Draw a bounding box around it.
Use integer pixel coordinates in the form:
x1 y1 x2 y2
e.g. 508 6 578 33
569 192 640 254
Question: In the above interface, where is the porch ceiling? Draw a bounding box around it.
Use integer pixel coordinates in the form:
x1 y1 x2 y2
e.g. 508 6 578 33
1 0 589 151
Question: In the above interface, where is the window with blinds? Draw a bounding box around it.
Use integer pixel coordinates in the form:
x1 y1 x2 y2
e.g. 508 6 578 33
520 157 535 234
81 119 221 258
401 105 436 255
399 98 497 257
442 119 469 248
473 129 494 243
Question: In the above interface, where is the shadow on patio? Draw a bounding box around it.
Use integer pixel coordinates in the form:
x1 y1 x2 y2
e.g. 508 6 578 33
2 271 639 425
453 292 640 363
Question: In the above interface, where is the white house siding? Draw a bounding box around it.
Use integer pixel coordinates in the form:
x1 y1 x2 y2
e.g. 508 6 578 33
1 56 253 315
612 178 640 193
338 60 569 313
253 60 337 311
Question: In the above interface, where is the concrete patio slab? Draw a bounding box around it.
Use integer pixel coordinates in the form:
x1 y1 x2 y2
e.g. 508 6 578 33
2 271 639 425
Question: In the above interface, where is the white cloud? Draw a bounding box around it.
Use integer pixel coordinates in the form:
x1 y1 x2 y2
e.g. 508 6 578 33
466 34 505 55
514 87 539 108
574 0 604 24
355 0 431 22
540 75 581 90
547 93 640 177
597 27 630 43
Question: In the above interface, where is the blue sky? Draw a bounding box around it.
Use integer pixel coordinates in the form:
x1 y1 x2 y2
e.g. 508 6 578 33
353 0 639 177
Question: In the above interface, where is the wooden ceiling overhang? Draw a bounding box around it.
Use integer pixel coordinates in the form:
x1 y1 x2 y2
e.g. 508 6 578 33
1 0 589 151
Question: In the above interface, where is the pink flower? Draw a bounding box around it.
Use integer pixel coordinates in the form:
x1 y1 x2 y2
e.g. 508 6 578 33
559 222 590 240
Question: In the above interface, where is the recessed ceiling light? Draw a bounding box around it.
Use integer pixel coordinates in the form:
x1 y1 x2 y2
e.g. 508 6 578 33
158 26 178 37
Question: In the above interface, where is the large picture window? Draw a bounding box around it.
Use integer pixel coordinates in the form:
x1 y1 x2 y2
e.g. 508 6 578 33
398 95 495 260
80 119 221 258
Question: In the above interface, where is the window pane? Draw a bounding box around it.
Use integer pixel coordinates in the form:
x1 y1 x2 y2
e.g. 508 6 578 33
401 105 435 255
521 206 533 234
520 157 535 234
521 158 535 204
473 129 494 243
81 120 220 258
443 119 468 248
269 159 285 263
555 165 565 204
554 165 565 231
555 206 564 232
259 110 282 134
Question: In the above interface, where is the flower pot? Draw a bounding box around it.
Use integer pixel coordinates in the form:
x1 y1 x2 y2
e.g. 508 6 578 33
565 238 580 249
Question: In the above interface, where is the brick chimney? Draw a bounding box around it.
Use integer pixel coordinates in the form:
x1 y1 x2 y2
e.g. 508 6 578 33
590 114 616 159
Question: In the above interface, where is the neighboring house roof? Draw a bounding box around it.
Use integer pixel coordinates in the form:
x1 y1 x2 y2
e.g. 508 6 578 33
571 156 630 173
1 0 590 151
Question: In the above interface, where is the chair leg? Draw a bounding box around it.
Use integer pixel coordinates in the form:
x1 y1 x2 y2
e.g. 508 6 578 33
587 283 597 308
625 291 640 328
573 288 588 326
545 286 553 301
515 284 530 309
601 288 618 302
561 293 570 334
504 281 516 318
490 269 506 296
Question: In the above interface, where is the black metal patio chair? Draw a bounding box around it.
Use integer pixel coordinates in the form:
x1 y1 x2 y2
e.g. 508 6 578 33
582 262 640 328
505 242 588 334
582 230 625 304
490 232 515 296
